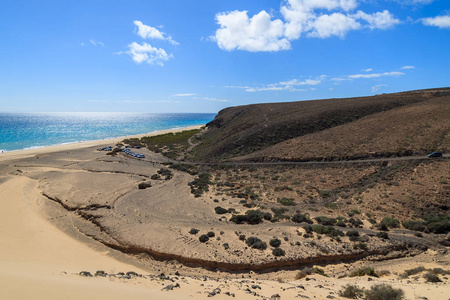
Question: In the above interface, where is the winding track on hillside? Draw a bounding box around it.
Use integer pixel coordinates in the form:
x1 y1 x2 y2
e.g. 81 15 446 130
142 152 449 167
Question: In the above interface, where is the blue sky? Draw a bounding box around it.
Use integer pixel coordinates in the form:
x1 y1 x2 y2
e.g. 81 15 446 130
0 0 449 113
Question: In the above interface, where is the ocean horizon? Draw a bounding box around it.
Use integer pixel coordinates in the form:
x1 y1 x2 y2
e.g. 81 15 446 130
0 112 216 152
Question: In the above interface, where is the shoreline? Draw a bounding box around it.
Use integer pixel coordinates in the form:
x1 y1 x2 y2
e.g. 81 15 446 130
0 124 204 162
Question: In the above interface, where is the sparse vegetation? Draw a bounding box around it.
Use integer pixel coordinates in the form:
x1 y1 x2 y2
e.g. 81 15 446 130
339 284 364 299
199 234 209 243
291 213 312 224
245 237 267 250
137 182 152 189
351 267 378 277
140 129 201 159
314 216 336 226
214 206 228 214
364 284 404 300
272 248 285 256
277 197 296 206
424 272 442 283
269 238 281 248
346 230 360 237
169 163 198 175
229 210 272 225
189 172 212 197
379 217 400 229
189 228 199 235
271 207 290 221
353 243 368 251
376 231 389 239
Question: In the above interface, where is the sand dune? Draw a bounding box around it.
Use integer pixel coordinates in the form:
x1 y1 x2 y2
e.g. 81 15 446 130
0 171 202 299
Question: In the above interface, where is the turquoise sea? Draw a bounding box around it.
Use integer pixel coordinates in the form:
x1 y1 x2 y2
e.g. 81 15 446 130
0 112 216 152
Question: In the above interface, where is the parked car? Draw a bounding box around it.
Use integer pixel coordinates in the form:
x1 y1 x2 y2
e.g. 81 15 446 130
428 151 443 158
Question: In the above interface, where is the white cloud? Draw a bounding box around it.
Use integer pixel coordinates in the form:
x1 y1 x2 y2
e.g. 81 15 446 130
126 42 173 66
214 10 290 52
172 93 196 97
202 97 230 102
353 10 401 30
421 15 450 28
348 71 404 79
307 12 361 38
228 76 325 92
362 68 373 72
372 84 388 93
401 65 415 69
214 0 400 51
391 0 435 4
331 71 405 81
86 40 104 47
122 100 181 104
133 20 179 45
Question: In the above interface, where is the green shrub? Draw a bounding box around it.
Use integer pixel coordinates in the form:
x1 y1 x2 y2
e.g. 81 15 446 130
214 206 228 214
303 225 313 234
189 172 212 197
189 228 199 235
230 214 248 224
314 216 336 226
376 231 389 239
351 267 378 277
245 237 267 250
423 215 450 234
378 222 389 231
364 284 404 300
230 210 269 225
318 190 332 198
199 234 209 243
311 267 327 276
269 238 282 248
346 230 360 237
169 163 198 175
348 209 360 217
239 234 246 241
325 202 338 209
138 182 152 189
353 243 368 251
380 217 400 229
424 272 442 282
291 213 312 224
403 220 426 232
336 220 347 227
207 231 215 237
348 218 363 228
311 225 344 237
263 212 272 221
401 266 425 278
272 248 285 256
277 198 296 206
245 210 264 224
271 207 290 220
339 284 364 299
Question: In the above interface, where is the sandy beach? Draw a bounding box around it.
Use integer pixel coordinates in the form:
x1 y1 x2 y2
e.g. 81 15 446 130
0 125 448 300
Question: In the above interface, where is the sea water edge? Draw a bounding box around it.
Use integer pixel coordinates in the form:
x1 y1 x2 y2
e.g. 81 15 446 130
0 112 216 152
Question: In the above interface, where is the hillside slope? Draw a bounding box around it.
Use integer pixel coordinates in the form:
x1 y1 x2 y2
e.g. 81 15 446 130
237 95 450 162
192 88 450 161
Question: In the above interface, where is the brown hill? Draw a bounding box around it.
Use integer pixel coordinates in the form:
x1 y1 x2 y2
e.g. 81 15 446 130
192 88 450 161
238 95 450 162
